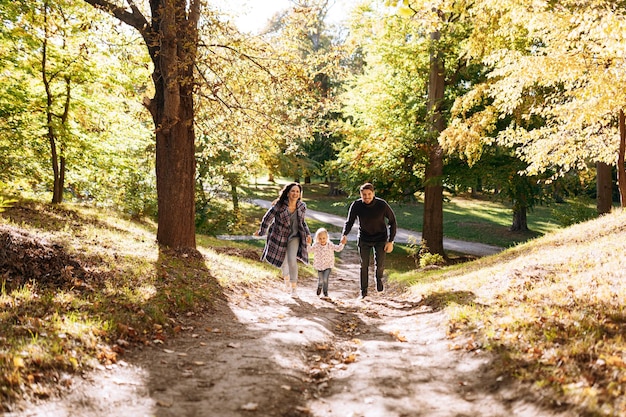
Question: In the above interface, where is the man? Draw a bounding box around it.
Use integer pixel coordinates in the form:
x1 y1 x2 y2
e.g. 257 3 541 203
341 183 397 300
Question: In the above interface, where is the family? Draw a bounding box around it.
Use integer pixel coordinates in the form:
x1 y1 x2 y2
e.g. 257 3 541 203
254 182 397 300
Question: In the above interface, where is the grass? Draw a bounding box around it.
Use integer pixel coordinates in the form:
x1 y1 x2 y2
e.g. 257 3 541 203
240 180 564 248
0 200 278 407
392 209 626 416
2 190 623 415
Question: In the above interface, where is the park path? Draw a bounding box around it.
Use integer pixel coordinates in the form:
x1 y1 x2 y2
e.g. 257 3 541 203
5 249 576 417
243 199 503 257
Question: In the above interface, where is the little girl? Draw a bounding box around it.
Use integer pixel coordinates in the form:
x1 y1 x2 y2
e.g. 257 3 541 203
310 228 345 298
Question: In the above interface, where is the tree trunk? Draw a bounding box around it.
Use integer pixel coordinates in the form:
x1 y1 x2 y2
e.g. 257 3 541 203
230 181 239 215
617 110 626 207
42 5 65 205
422 29 446 258
510 205 528 231
84 0 200 250
596 161 612 214
423 145 445 256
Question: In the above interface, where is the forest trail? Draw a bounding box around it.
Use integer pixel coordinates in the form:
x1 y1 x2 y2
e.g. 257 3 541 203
5 250 574 417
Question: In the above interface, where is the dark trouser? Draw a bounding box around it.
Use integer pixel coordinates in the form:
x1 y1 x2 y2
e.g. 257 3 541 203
357 239 386 296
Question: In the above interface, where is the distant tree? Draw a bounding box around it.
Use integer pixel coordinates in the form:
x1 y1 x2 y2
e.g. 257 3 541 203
0 0 152 209
341 0 478 257
260 0 347 184
453 0 626 213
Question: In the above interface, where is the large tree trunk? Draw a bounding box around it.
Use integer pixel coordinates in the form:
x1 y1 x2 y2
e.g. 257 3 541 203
596 161 612 214
85 0 200 250
617 110 626 208
422 29 446 258
423 145 445 256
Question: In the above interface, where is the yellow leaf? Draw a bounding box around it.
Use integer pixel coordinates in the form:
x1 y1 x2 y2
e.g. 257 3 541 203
13 357 25 369
398 6 414 18
390 330 407 342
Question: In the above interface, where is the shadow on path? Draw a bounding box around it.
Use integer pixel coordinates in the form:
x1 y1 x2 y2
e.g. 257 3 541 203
7 242 576 417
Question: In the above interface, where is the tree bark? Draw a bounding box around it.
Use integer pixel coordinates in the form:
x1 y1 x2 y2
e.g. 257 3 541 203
422 29 446 258
230 180 239 215
42 3 66 204
596 161 612 214
84 0 200 249
617 110 626 208
510 205 528 231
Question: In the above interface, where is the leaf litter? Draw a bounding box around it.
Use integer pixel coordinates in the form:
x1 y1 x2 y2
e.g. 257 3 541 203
4 240 579 417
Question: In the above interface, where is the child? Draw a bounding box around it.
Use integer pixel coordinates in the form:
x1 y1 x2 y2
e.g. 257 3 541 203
310 228 345 298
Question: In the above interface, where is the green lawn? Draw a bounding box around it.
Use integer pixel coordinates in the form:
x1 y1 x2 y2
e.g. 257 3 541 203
241 180 566 248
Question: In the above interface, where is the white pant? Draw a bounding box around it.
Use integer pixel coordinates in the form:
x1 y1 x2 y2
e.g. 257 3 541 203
281 237 300 283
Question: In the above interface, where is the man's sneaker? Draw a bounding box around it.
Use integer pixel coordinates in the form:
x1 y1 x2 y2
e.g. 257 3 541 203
316 287 322 296
323 293 328 298
356 294 367 301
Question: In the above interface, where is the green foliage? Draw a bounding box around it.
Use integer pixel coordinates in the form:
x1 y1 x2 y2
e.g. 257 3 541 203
419 252 445 268
406 237 446 267
551 196 597 227
0 0 153 207
337 8 430 200
195 198 238 236
0 196 17 213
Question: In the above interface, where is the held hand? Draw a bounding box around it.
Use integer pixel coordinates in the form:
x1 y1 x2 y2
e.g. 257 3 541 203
340 235 348 245
384 242 394 253
253 231 260 237
306 235 312 245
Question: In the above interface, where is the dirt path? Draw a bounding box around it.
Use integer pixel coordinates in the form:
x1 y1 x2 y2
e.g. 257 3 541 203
5 250 575 417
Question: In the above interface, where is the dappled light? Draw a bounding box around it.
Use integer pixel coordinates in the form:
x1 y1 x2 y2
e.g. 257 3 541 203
3 0 626 415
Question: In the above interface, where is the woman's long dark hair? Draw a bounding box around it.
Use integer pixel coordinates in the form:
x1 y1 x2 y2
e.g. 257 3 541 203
272 182 302 206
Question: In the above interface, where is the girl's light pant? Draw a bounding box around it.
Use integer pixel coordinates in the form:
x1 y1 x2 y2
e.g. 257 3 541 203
316 268 331 295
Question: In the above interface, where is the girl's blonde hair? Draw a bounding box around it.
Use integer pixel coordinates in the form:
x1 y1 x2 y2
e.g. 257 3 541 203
314 228 328 243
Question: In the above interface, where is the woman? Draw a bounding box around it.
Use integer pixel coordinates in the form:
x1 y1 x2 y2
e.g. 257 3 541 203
254 182 312 297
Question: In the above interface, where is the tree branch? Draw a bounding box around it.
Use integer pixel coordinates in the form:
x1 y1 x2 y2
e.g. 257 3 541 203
202 43 277 79
83 0 149 34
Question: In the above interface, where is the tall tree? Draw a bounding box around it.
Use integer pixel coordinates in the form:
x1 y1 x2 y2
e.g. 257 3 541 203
344 0 476 257
84 0 199 249
422 26 445 256
453 0 626 212
262 0 347 183
337 4 429 200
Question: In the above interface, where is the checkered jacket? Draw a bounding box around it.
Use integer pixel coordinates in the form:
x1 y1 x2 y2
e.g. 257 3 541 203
258 201 310 268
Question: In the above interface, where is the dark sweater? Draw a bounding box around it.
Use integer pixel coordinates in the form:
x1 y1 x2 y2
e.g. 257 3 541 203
342 197 397 243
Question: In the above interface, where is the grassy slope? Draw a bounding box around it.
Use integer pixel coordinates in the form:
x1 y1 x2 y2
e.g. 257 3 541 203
395 209 626 416
1 199 624 415
0 200 280 407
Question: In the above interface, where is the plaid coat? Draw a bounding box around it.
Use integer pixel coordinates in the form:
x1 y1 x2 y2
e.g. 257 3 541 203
258 201 310 268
